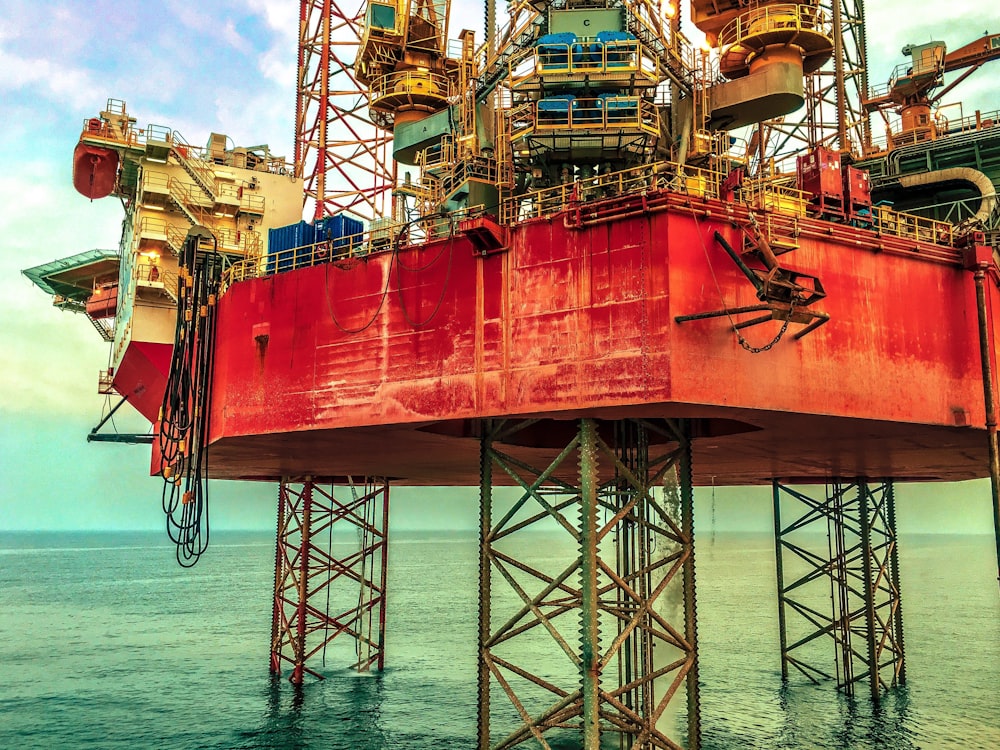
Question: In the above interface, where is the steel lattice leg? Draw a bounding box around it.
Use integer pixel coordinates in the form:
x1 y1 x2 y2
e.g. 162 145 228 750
773 480 905 704
477 418 700 749
270 476 390 683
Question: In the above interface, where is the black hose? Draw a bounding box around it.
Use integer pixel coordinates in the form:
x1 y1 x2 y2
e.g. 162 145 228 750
157 232 222 567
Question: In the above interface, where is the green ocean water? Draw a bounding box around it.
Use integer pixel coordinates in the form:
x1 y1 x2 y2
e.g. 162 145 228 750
0 530 996 749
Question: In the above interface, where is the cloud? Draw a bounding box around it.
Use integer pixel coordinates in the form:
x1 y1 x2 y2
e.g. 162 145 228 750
244 0 298 39
221 19 253 54
0 45 104 111
0 162 123 417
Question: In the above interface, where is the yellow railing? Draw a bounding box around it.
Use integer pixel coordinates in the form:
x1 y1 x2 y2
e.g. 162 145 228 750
871 205 955 245
81 110 291 176
501 160 725 223
133 260 179 296
742 177 810 217
217 227 262 258
477 6 543 85
511 97 660 139
79 115 142 148
220 208 491 294
240 190 266 215
167 176 214 225
165 224 190 255
421 136 456 168
216 181 242 205
369 69 452 109
141 168 212 215
162 222 261 258
510 39 662 88
717 3 830 50
139 169 171 198
496 158 958 247
136 214 169 238
169 130 220 193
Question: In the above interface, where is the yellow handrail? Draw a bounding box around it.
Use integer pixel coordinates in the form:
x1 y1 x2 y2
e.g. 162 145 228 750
501 160 725 223
220 207 490 294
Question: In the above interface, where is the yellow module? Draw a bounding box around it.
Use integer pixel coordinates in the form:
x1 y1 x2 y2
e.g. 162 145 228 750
27 98 304 421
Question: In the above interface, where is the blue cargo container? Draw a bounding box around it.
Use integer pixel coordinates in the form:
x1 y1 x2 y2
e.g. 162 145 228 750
266 220 315 274
538 95 574 125
314 214 364 254
595 31 636 67
572 97 604 124
599 93 639 124
536 32 576 69
572 42 597 66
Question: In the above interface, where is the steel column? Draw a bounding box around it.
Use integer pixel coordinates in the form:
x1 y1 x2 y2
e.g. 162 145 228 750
772 481 789 682
270 482 288 675
270 477 390 682
858 486 879 703
477 425 494 750
579 420 601 749
773 480 905 704
476 418 699 749
973 269 1000 587
886 483 906 685
292 480 313 684
679 428 700 749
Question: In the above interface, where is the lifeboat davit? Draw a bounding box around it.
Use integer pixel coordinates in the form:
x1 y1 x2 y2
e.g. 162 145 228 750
73 142 119 200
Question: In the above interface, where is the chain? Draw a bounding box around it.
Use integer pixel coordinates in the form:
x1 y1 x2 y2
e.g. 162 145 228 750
737 303 793 353
689 202 796 354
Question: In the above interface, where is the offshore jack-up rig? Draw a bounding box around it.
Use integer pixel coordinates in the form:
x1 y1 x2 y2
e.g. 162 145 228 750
23 0 1000 747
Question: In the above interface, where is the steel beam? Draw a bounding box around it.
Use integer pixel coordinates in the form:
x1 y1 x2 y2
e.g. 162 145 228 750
772 480 905 704
477 418 699 749
270 477 390 683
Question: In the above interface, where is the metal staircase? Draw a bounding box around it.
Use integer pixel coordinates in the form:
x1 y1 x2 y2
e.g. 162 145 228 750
88 314 115 342
169 131 219 199
477 11 544 100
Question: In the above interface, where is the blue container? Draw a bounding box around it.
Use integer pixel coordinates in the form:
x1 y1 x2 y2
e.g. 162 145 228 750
599 93 638 123
536 32 576 69
267 220 314 274
314 214 364 254
595 31 635 67
572 42 596 65
538 95 575 125
572 97 603 124
595 30 634 43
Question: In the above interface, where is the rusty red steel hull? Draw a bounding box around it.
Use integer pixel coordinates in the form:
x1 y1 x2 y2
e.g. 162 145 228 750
114 341 172 423
202 195 999 485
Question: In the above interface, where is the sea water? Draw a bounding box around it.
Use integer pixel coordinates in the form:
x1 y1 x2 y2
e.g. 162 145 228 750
0 530 996 749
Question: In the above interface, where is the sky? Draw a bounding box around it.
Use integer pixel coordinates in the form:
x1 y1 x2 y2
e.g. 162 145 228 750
0 1 997 535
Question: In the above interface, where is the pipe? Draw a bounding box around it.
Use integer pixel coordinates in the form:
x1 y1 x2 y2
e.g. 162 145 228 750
973 269 1000 588
896 167 997 225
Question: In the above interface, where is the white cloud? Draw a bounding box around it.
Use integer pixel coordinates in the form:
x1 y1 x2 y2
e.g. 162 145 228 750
221 19 253 53
244 0 298 38
0 45 104 110
257 36 297 86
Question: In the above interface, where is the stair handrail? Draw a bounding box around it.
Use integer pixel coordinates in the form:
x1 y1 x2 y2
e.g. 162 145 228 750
170 130 219 198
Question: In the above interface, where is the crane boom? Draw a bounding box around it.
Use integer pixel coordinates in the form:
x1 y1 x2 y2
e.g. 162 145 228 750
943 32 1000 72
862 32 1000 154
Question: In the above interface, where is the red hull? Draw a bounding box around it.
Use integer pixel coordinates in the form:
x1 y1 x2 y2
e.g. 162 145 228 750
73 142 119 200
204 194 999 484
113 341 172 423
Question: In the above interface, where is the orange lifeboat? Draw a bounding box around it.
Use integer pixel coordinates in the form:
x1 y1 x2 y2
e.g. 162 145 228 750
73 141 119 200
86 282 119 319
